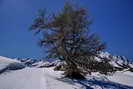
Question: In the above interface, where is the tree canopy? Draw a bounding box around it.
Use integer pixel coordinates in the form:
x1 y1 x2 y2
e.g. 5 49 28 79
31 2 106 79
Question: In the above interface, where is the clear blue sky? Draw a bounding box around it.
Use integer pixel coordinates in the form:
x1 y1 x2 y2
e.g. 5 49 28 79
0 0 133 59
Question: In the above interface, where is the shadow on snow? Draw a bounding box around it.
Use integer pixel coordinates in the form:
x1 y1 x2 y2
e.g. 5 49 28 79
74 79 133 89
57 77 133 89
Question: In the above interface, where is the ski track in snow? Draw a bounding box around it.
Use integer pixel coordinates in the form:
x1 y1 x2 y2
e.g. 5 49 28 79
0 67 81 89
43 68 82 89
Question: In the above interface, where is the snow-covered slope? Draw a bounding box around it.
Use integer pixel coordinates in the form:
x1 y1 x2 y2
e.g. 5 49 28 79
0 54 133 89
0 68 43 89
0 67 82 89
0 56 18 70
0 56 81 89
0 66 133 89
108 71 133 87
0 56 25 74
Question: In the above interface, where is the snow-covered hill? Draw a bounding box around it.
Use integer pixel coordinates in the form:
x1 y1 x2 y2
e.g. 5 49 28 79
0 56 19 70
0 54 133 89
0 66 133 89
0 56 25 74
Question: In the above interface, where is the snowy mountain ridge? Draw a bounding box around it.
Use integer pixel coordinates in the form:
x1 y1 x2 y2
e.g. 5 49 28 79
16 52 133 69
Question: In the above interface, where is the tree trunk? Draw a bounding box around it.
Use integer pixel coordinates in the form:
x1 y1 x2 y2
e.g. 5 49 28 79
64 58 85 79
